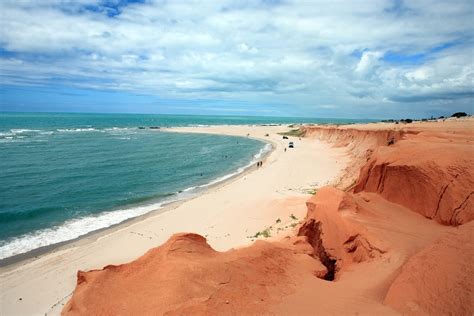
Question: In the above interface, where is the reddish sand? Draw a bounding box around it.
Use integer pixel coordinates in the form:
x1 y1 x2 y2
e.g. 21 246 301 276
385 221 474 315
354 131 474 225
63 233 327 315
64 119 474 315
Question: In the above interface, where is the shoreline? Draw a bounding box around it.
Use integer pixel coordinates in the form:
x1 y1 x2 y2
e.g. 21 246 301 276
0 129 275 269
1 124 350 315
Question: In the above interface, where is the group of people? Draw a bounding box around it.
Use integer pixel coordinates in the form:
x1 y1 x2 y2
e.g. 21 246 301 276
256 161 263 167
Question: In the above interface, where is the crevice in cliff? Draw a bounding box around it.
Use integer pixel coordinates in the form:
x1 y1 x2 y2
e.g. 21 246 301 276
343 234 386 258
298 219 337 281
449 191 474 226
376 163 388 193
432 183 450 220
432 173 460 221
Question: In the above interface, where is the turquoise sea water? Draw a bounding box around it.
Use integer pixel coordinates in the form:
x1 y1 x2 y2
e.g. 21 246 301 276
0 113 375 259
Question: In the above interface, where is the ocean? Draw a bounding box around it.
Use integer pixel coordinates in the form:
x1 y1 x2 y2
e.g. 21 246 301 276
0 113 374 260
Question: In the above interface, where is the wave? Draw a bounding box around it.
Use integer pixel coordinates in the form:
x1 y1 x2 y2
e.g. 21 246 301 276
0 141 273 260
177 142 272 192
56 128 98 133
252 143 272 161
10 129 41 134
104 127 137 132
0 198 177 260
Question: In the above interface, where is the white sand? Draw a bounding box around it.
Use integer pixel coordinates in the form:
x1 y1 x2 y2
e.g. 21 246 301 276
0 125 348 315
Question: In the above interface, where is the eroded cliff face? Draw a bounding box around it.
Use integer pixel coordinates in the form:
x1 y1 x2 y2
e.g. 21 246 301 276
63 187 387 315
64 122 474 315
298 186 385 280
302 126 408 189
304 125 474 226
354 131 474 225
63 233 327 315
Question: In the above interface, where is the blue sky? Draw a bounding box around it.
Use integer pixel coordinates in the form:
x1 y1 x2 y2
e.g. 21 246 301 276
0 0 473 119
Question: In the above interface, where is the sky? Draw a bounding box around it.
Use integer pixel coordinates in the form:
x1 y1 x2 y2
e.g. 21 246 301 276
0 0 473 119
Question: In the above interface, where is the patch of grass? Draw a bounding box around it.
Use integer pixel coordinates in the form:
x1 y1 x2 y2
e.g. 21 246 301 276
261 228 271 238
276 218 281 223
278 128 306 137
250 227 272 239
290 223 298 228
305 188 318 195
290 213 298 220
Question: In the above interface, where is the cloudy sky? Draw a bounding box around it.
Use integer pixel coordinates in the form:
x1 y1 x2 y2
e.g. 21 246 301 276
0 0 473 118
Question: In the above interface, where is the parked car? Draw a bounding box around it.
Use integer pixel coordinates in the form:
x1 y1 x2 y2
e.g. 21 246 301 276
288 141 294 148
282 136 288 139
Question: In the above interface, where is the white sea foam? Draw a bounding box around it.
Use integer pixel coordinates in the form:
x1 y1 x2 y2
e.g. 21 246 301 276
0 197 182 260
187 124 210 127
57 128 98 133
104 127 136 131
10 129 41 134
0 142 273 260
180 142 272 191
252 143 272 161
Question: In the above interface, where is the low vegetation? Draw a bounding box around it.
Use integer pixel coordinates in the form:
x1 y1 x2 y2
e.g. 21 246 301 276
305 187 318 195
252 228 272 239
278 128 306 137
381 112 470 124
248 213 301 241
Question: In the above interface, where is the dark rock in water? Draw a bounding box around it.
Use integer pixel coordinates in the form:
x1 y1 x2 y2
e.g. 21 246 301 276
138 127 146 129
451 112 467 118
149 126 161 129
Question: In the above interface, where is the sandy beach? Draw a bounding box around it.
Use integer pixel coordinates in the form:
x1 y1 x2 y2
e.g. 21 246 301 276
0 124 349 315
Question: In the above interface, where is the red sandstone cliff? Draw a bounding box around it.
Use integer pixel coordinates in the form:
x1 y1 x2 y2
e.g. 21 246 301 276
63 233 327 315
304 124 474 225
64 120 474 315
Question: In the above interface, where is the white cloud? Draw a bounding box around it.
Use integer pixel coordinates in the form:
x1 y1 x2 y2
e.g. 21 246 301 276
355 51 384 74
0 0 473 117
238 43 258 54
